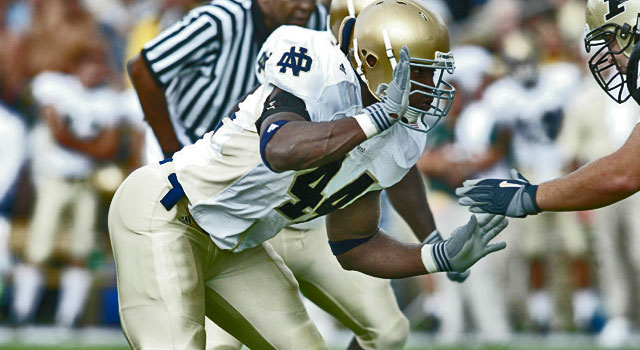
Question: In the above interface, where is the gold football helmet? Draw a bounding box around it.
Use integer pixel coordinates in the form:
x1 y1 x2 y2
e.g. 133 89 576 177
329 0 377 40
344 0 455 132
585 0 640 103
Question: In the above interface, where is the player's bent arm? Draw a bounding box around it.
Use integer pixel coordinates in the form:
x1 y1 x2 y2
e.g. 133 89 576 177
385 166 436 242
262 116 367 172
127 54 180 158
326 190 428 278
259 88 368 172
536 124 640 211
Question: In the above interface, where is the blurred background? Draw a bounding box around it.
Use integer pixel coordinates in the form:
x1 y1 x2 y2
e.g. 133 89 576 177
1 0 640 349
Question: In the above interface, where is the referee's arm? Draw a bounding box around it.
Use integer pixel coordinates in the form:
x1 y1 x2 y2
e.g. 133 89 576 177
128 54 180 158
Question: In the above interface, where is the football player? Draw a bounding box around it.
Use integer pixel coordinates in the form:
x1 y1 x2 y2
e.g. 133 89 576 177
456 0 640 219
109 1 508 349
206 1 473 349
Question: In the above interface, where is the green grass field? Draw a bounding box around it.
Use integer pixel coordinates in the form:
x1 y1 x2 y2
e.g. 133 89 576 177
2 346 640 350
2 329 640 350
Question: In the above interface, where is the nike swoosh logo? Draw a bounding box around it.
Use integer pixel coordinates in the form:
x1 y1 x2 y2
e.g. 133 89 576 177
499 181 523 188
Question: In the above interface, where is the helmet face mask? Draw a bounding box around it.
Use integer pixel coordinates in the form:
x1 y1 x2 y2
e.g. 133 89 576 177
585 21 636 102
584 0 640 103
404 53 456 132
346 0 456 133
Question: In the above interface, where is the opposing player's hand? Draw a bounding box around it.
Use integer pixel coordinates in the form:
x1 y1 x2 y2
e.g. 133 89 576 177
359 46 411 135
455 169 541 218
423 229 470 283
421 214 508 273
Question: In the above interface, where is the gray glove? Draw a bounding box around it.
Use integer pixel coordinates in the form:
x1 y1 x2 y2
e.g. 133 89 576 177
424 230 470 283
455 169 541 218
359 46 411 134
421 214 508 273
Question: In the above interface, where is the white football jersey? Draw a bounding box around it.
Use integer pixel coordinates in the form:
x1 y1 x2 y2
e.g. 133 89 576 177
30 71 123 179
172 26 427 251
484 62 581 182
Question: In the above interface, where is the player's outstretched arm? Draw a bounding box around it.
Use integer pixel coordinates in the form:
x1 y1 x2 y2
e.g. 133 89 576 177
535 124 640 211
385 166 436 242
326 190 507 279
386 166 471 282
457 124 640 215
127 54 181 158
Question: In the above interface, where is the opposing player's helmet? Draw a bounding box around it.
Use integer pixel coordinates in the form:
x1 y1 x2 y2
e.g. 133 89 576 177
585 0 640 103
344 0 455 132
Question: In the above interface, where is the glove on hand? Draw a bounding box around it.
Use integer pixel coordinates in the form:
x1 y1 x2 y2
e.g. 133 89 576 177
421 214 508 273
424 230 469 283
455 169 541 218
358 46 411 136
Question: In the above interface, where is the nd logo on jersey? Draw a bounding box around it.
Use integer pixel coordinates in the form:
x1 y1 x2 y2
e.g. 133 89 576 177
277 46 312 76
256 51 272 74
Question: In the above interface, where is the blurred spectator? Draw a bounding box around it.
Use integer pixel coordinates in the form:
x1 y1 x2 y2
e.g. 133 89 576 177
11 32 122 329
0 103 27 297
483 29 591 332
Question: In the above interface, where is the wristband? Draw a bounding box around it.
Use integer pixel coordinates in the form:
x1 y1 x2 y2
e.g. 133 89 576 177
352 113 379 138
420 241 451 273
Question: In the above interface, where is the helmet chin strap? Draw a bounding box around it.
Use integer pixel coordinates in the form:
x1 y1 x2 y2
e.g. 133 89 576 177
352 38 368 86
383 30 398 70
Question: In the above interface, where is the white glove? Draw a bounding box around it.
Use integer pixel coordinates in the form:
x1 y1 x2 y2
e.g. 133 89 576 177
353 46 411 137
421 214 508 273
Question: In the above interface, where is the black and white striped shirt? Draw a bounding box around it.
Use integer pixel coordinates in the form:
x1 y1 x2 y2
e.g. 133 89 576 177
141 0 327 145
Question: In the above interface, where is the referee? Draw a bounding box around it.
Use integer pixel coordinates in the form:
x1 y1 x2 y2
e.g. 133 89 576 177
128 0 327 157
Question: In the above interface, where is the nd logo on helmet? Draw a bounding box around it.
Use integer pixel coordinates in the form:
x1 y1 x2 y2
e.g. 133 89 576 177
605 0 628 20
277 46 313 76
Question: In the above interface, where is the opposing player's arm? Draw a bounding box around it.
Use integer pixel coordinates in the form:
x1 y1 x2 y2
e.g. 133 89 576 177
259 87 367 172
127 54 180 158
457 125 640 216
536 123 640 211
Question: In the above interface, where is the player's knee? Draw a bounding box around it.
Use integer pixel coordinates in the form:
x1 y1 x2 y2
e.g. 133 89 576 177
368 314 409 350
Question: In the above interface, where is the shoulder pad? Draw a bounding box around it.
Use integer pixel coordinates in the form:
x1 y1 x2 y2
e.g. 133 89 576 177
256 26 345 101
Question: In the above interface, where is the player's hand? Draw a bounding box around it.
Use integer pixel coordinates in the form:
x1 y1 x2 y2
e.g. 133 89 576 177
423 229 470 283
361 45 411 134
421 214 508 273
455 169 541 218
